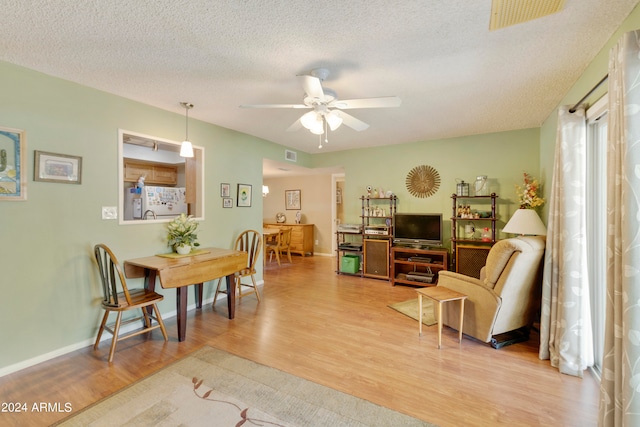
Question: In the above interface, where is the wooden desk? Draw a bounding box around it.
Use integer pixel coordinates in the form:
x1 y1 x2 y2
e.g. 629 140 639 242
124 248 248 342
416 286 467 349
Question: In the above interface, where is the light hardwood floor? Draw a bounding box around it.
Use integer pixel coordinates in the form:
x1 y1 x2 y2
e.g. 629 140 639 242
0 256 599 426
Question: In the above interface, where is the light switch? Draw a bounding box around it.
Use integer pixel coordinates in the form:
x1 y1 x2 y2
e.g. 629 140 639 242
102 206 118 220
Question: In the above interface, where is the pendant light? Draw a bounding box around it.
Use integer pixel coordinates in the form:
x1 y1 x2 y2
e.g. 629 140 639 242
179 102 194 158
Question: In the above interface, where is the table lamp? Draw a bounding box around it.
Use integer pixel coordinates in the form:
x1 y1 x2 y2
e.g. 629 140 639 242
502 209 547 236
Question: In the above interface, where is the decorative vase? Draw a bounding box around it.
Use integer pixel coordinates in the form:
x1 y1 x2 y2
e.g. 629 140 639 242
176 244 191 255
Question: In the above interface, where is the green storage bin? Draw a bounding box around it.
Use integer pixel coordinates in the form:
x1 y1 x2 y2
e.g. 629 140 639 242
341 254 360 274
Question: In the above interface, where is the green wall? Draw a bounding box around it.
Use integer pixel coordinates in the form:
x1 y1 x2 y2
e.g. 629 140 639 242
312 128 541 245
0 61 304 371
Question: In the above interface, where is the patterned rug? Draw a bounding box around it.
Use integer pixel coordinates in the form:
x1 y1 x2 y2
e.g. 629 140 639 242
55 346 435 426
388 298 437 326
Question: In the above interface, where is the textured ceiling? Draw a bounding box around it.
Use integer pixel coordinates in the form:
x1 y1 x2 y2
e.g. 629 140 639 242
2 0 638 161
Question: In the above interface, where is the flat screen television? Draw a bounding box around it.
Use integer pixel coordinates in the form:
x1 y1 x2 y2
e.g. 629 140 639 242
393 213 443 248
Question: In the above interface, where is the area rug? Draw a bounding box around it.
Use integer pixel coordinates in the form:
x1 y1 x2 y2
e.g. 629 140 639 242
55 346 435 427
388 298 436 326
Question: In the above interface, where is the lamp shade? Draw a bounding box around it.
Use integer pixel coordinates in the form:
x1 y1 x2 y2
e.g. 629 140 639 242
180 140 194 158
503 209 547 236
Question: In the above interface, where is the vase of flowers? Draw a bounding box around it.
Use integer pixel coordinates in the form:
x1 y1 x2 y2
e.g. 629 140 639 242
167 213 200 254
515 172 545 209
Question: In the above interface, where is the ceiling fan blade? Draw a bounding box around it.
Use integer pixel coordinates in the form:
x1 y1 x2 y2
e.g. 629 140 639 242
240 103 309 109
333 96 401 109
334 111 369 131
299 74 325 100
286 119 303 132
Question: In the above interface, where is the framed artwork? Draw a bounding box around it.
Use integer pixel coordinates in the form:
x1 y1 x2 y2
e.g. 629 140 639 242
0 127 26 201
34 150 82 184
237 184 252 207
285 189 301 210
220 183 230 197
223 197 233 208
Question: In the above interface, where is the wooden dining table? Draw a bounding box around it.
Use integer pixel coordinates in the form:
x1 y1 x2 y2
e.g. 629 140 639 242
123 247 248 342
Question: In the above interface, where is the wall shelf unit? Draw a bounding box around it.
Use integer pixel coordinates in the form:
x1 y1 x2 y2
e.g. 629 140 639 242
336 195 397 278
450 193 498 276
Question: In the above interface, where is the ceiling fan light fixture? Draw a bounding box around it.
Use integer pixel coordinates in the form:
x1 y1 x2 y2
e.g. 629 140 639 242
309 123 324 135
179 102 194 158
300 111 320 130
325 111 343 131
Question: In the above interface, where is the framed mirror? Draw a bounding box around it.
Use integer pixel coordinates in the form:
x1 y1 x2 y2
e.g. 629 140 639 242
118 129 204 224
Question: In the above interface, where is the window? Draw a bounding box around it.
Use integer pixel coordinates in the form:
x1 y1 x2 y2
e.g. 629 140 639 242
118 130 204 224
586 95 608 377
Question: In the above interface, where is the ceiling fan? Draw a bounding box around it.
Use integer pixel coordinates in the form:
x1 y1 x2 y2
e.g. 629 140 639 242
240 68 401 147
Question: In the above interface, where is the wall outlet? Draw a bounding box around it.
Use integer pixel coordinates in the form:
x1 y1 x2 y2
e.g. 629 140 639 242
102 206 117 220
315 240 319 245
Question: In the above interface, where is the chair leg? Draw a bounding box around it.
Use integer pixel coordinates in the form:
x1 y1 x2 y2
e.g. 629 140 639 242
236 276 243 299
286 248 292 263
94 310 110 350
213 277 224 305
152 303 169 342
251 274 261 302
108 312 123 363
141 307 151 329
275 248 281 266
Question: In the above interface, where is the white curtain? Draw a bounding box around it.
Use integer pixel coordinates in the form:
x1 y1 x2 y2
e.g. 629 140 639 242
538 105 594 377
599 30 640 426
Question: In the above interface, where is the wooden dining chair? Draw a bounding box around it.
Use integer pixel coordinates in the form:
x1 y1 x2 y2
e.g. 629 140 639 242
93 244 168 362
213 229 262 304
266 227 292 266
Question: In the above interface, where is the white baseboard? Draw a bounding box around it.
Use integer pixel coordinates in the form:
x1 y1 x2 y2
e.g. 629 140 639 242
0 281 263 378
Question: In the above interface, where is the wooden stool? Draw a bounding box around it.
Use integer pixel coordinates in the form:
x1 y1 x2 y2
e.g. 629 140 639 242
416 286 467 349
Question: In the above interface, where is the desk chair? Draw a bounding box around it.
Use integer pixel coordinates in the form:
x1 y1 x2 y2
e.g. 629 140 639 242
93 244 168 362
214 229 262 304
266 227 292 266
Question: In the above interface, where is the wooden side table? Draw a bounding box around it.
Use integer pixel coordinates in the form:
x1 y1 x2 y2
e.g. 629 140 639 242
416 286 468 349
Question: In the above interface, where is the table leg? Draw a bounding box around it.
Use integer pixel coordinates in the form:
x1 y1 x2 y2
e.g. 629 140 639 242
418 294 423 336
226 274 236 319
144 270 158 316
176 287 188 342
195 283 203 309
458 299 465 343
437 301 443 349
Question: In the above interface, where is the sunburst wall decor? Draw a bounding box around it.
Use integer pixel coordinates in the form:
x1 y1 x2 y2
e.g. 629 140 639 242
406 165 441 198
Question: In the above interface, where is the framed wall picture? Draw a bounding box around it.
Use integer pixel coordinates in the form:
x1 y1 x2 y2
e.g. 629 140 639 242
237 184 252 207
223 197 233 208
285 189 301 210
34 150 82 184
0 127 26 201
220 183 230 197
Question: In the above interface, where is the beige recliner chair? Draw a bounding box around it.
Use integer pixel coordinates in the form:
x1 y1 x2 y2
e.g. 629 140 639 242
437 236 545 348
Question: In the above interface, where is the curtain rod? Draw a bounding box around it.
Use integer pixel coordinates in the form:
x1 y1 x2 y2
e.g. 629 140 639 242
569 74 608 113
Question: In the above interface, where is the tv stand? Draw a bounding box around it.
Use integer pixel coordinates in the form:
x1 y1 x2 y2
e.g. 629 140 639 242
391 246 449 287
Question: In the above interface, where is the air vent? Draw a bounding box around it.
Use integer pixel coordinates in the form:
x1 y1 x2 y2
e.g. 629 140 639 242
489 0 565 31
285 149 297 162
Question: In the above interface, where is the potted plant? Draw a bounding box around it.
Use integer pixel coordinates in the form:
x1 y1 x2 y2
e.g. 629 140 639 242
167 213 200 254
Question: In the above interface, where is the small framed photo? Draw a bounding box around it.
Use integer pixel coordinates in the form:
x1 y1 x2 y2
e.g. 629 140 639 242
237 184 252 207
222 197 233 208
0 126 26 201
285 189 301 210
220 183 230 197
34 150 82 184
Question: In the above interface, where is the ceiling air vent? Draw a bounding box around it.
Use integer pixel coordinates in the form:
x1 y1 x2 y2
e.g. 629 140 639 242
285 149 297 162
489 0 565 31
